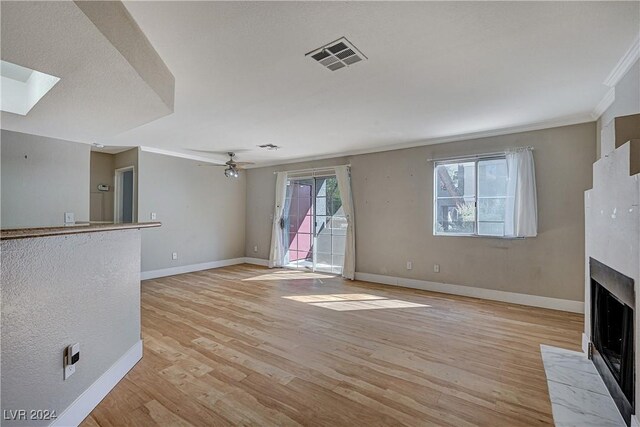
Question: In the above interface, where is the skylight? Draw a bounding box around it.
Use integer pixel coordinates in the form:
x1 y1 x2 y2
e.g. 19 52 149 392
1 60 60 115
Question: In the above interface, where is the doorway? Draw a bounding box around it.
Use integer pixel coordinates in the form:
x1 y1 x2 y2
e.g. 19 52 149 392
284 175 347 274
114 166 135 223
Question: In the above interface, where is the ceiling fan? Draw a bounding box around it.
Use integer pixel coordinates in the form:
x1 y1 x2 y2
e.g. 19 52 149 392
198 152 254 178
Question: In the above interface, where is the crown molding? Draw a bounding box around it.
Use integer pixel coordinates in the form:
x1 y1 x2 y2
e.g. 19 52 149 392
591 87 616 120
245 113 594 169
604 34 640 87
140 145 226 164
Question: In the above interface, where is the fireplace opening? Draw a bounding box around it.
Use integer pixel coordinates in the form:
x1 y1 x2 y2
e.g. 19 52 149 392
590 258 635 426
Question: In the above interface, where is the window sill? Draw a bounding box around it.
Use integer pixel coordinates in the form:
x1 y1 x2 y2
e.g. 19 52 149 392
433 233 526 240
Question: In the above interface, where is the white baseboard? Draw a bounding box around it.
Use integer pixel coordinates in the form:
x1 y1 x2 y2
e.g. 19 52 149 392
354 272 584 313
52 340 142 427
243 257 269 267
632 414 640 427
582 332 590 354
141 257 269 280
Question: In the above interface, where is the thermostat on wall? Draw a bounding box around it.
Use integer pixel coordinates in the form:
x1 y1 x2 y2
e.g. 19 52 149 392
97 184 110 192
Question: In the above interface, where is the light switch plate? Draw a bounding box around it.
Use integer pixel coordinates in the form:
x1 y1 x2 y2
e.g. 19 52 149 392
64 212 75 224
150 212 157 220
172 252 178 260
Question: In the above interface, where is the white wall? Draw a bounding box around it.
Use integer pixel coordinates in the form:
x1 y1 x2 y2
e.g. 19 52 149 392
1 130 90 228
597 58 640 157
1 229 142 426
138 151 246 274
245 122 596 303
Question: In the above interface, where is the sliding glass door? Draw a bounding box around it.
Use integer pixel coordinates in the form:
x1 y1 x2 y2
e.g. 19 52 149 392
284 175 346 274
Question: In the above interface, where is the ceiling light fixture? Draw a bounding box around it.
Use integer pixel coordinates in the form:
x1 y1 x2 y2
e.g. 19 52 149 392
224 166 239 178
306 37 367 71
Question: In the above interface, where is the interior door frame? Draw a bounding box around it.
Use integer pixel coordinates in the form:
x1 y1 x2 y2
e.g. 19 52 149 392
114 165 136 223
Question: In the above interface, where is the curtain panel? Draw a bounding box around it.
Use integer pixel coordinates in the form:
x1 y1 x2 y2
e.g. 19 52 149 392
504 148 537 238
335 166 356 279
268 171 288 268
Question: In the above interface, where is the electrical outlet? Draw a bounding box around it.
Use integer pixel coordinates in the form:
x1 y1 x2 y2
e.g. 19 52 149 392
64 363 75 380
253 245 258 253
406 261 412 270
150 212 157 220
64 343 80 380
434 264 440 273
64 212 75 224
172 252 178 260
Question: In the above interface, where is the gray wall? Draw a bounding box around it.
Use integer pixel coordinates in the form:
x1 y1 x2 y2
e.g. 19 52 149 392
1 229 142 426
138 151 246 273
597 59 640 157
90 151 115 222
1 130 90 228
245 122 596 302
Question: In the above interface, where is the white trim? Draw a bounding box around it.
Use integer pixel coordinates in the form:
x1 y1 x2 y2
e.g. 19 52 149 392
582 332 590 354
140 257 270 280
604 34 640 87
354 272 584 313
114 166 136 223
140 146 226 165
141 258 247 280
631 414 640 427
243 257 270 267
245 113 593 169
591 87 616 120
51 340 142 427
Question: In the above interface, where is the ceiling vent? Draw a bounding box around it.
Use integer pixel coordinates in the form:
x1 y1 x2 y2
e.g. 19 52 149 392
306 37 367 71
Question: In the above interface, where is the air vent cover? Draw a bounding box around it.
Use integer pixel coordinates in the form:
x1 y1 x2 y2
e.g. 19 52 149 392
306 37 367 71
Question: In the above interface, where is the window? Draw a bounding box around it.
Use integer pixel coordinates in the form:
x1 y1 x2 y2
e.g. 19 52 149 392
434 156 509 237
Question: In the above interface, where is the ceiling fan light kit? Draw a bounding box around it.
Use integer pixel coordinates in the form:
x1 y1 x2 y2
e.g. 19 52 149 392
224 165 239 178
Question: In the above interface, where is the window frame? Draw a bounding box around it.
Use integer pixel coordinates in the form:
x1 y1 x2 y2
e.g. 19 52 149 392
433 155 509 238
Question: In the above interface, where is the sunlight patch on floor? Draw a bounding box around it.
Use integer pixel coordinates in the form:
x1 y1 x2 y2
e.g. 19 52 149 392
283 293 430 311
283 293 386 303
243 270 335 281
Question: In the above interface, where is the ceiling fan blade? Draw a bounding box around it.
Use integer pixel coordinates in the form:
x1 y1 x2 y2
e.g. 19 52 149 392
234 161 255 166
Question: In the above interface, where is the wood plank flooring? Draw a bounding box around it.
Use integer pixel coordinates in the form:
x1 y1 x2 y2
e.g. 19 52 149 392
82 264 583 426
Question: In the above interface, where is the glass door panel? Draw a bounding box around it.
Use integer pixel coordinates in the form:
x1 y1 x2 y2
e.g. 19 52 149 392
284 176 347 275
285 179 314 270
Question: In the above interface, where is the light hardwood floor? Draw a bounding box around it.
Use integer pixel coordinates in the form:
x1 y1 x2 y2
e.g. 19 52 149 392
82 264 583 426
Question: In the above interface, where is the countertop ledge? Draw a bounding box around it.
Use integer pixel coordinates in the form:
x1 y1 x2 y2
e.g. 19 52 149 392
1 222 161 240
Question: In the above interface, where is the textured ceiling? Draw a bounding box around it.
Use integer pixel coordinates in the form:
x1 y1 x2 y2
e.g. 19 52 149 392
0 1 174 143
3 2 639 166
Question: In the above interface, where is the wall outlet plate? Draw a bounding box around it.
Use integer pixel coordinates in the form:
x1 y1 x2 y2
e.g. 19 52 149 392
64 363 75 380
406 261 412 270
150 212 157 220
64 212 75 224
434 264 440 273
254 245 258 253
172 252 178 260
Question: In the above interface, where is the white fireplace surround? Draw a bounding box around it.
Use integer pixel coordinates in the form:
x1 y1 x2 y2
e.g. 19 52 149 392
584 113 640 424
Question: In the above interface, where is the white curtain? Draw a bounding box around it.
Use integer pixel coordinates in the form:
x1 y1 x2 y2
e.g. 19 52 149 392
269 172 288 268
504 148 537 238
335 166 356 279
